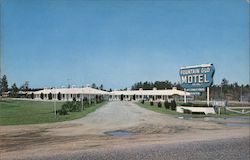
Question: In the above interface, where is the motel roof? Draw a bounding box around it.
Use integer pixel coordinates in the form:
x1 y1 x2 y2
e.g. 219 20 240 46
33 87 109 95
110 88 190 96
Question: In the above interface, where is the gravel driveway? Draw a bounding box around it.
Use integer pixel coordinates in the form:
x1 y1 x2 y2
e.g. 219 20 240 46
47 101 222 136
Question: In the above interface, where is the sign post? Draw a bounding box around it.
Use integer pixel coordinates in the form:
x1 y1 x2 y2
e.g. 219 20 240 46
53 88 57 118
207 87 209 106
184 88 187 103
180 64 215 106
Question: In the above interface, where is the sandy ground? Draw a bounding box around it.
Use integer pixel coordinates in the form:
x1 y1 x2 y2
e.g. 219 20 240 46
0 101 249 159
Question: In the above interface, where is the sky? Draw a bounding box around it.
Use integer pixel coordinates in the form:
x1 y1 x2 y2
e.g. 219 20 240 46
1 0 249 89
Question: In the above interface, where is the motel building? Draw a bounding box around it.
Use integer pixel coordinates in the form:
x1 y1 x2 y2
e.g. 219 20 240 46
32 86 190 102
109 87 190 102
33 87 109 101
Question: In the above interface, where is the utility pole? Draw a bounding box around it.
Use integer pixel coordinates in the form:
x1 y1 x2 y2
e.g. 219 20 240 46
240 85 243 102
53 88 57 119
81 87 84 111
220 85 223 100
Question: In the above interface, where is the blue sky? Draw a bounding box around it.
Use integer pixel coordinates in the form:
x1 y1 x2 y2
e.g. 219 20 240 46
1 0 249 89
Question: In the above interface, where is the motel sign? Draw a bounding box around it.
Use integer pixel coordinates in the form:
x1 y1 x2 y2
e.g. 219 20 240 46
179 64 215 89
179 64 215 105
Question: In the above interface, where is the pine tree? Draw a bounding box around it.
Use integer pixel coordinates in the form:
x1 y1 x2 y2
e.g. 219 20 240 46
11 83 19 97
20 81 29 91
91 83 97 89
100 84 104 90
0 75 8 92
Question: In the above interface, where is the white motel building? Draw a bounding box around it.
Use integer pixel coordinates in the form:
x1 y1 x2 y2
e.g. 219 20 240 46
109 87 190 101
33 86 190 102
33 87 109 101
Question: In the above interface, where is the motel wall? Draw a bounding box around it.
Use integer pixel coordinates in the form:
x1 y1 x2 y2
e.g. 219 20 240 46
109 87 190 102
32 87 109 101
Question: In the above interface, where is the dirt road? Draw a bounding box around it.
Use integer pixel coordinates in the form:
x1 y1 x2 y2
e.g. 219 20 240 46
0 101 249 159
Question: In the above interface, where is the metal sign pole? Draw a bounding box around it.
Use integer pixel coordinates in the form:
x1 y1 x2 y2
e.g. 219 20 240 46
184 88 187 103
240 85 243 102
81 94 83 111
207 87 209 106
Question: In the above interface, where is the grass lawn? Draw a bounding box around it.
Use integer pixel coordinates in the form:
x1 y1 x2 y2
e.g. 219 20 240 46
136 102 181 116
0 99 106 125
136 102 250 118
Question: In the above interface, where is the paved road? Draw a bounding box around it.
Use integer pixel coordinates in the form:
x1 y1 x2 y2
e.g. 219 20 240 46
1 101 249 160
26 137 250 160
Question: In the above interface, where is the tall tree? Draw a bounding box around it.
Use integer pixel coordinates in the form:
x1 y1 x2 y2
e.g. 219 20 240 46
0 75 8 92
11 83 19 97
100 84 104 90
91 83 97 89
221 78 229 86
20 81 29 91
221 78 229 97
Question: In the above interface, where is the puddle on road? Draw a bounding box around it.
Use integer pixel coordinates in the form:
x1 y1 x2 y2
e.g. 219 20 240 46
104 130 137 137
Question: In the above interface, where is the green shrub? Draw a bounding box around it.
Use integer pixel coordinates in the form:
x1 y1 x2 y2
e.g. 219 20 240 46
183 108 192 114
170 100 177 111
180 102 193 106
48 93 52 100
57 108 68 115
150 101 154 106
164 101 170 109
61 102 71 112
193 103 213 107
57 92 61 100
141 100 144 104
61 101 81 113
57 102 71 115
133 94 136 100
70 101 81 112
40 93 44 99
31 93 34 99
158 102 162 108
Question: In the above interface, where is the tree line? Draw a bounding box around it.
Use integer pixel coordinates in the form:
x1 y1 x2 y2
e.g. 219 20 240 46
131 80 182 90
0 75 42 97
130 78 250 101
0 75 108 98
